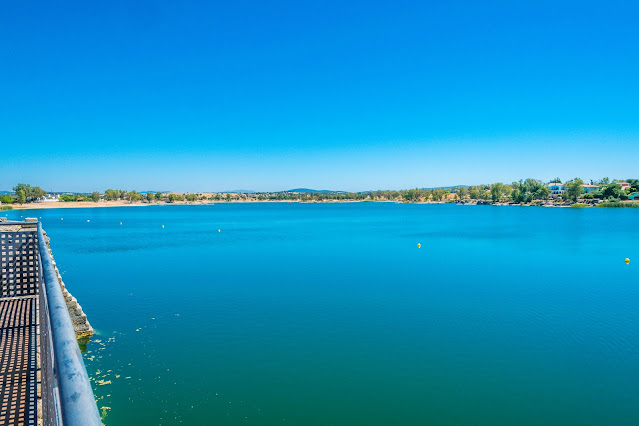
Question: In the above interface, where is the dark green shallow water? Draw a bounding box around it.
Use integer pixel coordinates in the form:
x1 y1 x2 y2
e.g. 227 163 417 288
7 204 639 425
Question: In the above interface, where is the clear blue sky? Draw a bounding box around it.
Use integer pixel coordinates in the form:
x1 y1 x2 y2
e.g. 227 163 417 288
2 1 638 192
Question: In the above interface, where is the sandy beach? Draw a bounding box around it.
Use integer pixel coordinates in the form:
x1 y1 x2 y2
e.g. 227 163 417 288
6 198 638 211
10 200 162 210
8 199 308 210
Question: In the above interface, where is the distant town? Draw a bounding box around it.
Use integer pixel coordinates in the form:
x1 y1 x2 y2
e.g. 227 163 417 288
2 178 638 210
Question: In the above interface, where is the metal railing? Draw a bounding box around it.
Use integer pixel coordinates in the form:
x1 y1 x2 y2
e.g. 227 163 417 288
0 220 102 425
37 222 102 425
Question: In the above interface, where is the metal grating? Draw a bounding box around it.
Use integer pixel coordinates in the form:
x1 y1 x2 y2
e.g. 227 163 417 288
0 297 37 425
1 231 39 298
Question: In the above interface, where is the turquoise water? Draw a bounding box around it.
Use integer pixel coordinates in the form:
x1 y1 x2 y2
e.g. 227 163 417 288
7 204 639 425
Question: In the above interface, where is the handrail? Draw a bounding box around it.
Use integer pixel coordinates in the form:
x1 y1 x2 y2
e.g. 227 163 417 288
37 222 102 425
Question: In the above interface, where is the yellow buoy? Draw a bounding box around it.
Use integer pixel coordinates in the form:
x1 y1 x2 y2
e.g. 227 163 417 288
162 225 165 228
417 243 421 248
61 218 63 220
218 229 221 232
120 222 122 225
625 258 630 264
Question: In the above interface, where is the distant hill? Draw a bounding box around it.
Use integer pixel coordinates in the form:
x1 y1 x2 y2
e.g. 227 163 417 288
420 185 467 190
285 188 345 193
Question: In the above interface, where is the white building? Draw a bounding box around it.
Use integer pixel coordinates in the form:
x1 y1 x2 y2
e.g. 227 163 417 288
547 182 565 197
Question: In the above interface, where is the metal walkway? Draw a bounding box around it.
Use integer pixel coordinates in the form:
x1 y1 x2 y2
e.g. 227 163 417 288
1 220 101 425
0 296 37 425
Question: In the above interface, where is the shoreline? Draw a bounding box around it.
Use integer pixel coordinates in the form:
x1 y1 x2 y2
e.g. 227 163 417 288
8 199 310 210
5 199 639 211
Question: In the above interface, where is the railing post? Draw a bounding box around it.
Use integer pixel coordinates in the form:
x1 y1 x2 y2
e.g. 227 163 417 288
37 223 102 425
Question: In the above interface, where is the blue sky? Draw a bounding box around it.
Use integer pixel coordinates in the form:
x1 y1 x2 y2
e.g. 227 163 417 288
2 1 638 192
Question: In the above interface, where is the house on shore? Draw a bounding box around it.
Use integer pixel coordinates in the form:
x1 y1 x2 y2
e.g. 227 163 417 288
616 181 631 191
546 182 565 197
35 194 60 203
582 184 602 194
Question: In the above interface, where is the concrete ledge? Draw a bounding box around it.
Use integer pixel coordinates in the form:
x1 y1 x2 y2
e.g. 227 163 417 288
41 230 94 338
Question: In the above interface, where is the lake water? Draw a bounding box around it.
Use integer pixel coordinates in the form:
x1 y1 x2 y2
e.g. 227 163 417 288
6 203 639 425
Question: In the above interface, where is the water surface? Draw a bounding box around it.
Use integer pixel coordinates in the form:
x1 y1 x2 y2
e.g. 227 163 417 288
7 204 639 425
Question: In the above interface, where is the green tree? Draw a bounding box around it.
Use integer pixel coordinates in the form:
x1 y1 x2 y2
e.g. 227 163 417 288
434 188 448 201
13 183 46 201
510 179 546 203
146 192 155 202
1 195 15 204
469 187 481 199
534 185 551 200
128 191 142 202
602 183 623 200
31 186 46 199
185 193 199 202
104 189 117 200
490 183 504 202
60 194 78 202
16 190 26 204
168 193 185 203
511 188 523 203
403 188 422 202
155 191 163 201
91 191 101 202
456 186 468 200
13 184 30 196
566 178 584 201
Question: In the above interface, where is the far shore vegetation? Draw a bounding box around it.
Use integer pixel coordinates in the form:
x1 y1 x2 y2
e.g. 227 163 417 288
2 178 638 209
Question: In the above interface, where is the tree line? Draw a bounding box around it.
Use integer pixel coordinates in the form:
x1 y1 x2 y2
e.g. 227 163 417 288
0 184 46 204
2 179 638 205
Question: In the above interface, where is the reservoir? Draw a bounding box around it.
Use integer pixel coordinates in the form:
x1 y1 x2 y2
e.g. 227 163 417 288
7 203 638 425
